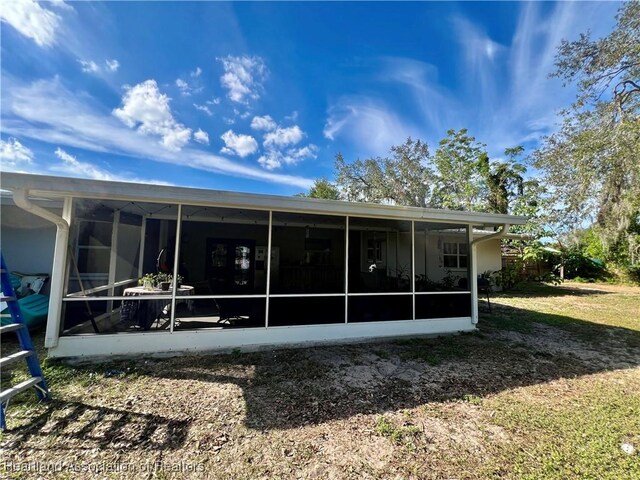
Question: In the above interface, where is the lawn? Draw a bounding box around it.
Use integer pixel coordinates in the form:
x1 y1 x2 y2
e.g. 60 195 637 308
1 282 639 479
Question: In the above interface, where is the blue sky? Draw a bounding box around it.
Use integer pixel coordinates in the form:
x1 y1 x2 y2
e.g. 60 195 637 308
1 1 621 196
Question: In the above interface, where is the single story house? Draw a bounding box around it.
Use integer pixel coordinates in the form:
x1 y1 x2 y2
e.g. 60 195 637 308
1 173 527 359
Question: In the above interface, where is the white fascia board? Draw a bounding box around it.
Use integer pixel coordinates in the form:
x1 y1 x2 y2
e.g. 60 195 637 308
1 172 527 227
48 317 475 359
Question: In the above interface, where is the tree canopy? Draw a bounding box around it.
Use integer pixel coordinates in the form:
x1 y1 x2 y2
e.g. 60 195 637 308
297 178 341 200
533 1 639 262
327 132 534 217
334 138 432 207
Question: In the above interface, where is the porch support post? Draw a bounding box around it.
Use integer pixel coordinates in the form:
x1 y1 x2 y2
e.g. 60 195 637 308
411 221 415 320
12 190 72 348
265 211 273 328
344 216 349 323
169 204 183 333
469 226 478 324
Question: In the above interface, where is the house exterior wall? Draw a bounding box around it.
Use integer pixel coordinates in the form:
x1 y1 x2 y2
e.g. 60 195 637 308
1 205 57 293
476 238 503 276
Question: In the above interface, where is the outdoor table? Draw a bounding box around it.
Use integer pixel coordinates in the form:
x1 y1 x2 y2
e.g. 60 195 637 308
120 285 194 330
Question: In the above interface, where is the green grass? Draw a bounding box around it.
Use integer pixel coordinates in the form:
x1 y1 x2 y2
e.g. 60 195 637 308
486 373 640 479
476 281 640 478
485 281 640 347
375 415 421 446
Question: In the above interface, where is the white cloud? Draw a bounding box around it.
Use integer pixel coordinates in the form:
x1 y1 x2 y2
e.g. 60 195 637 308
191 67 202 78
52 147 171 184
176 78 191 96
288 145 318 161
220 130 258 157
251 115 277 131
0 137 34 168
218 55 267 104
193 103 213 116
2 77 313 188
194 129 210 145
249 117 315 170
113 79 192 151
105 59 120 72
257 150 283 170
257 144 317 170
0 0 62 47
207 98 221 106
263 125 304 148
79 59 99 73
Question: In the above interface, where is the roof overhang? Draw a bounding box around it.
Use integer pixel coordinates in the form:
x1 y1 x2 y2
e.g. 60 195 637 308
0 172 528 228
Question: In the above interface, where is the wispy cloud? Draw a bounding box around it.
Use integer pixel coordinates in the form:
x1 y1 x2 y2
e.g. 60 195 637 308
176 78 191 96
0 0 64 47
52 147 171 185
105 59 119 72
451 17 505 112
218 55 267 104
0 137 34 169
324 96 421 157
78 59 99 73
53 146 117 181
220 130 258 157
2 77 313 188
193 103 213 116
113 80 192 151
324 3 619 160
376 57 456 135
78 58 120 75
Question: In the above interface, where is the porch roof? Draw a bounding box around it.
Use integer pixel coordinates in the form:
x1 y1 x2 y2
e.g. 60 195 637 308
1 172 527 228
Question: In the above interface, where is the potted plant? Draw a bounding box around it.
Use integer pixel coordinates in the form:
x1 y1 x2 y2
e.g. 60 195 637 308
156 272 171 291
138 273 157 291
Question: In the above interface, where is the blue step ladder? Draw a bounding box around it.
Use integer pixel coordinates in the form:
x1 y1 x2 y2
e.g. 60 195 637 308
0 253 51 431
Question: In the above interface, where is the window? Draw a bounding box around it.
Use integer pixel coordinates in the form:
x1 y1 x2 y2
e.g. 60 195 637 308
443 242 468 269
366 239 384 263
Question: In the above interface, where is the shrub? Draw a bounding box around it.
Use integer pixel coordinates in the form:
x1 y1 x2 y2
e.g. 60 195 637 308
562 246 606 280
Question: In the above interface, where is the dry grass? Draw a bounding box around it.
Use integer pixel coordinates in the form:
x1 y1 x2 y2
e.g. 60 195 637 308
1 282 639 479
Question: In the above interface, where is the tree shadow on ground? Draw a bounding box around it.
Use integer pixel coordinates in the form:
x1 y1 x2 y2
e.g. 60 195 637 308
2 399 190 450
112 301 639 431
9 293 637 439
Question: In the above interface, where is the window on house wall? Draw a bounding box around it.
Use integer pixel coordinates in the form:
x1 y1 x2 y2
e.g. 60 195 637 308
366 239 384 263
443 242 468 269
